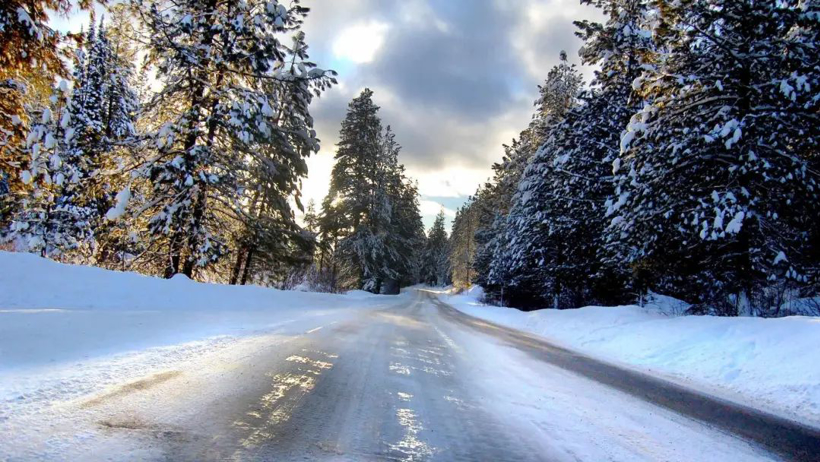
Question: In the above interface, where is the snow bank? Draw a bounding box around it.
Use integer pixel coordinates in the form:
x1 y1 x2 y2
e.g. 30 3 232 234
444 288 820 427
0 251 405 428
0 251 397 371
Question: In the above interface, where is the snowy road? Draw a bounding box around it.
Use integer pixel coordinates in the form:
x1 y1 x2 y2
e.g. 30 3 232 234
4 290 819 461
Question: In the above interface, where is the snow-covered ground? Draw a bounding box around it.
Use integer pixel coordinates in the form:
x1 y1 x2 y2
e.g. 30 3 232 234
0 254 809 460
442 286 820 428
0 251 404 429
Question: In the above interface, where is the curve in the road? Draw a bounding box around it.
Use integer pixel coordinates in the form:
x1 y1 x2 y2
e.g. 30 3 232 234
427 291 820 462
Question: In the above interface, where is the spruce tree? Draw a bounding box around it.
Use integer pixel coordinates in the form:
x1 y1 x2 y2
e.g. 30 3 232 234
9 82 73 255
484 53 584 307
504 0 654 308
448 198 480 289
606 0 820 314
11 20 140 258
1 1 94 234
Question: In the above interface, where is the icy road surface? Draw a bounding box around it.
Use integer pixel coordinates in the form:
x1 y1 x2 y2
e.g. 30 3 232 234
3 290 819 461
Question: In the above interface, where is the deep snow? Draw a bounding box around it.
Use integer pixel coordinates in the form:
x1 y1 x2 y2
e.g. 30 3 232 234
442 286 820 428
0 251 394 370
0 251 404 425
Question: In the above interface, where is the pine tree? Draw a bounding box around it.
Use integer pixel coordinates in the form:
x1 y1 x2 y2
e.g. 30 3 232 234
8 81 74 255
606 0 820 314
502 0 654 308
130 0 335 279
481 53 584 307
322 90 423 293
1 1 92 232
328 90 386 290
11 20 140 258
421 210 450 286
382 149 426 289
225 31 333 286
448 198 480 289
303 199 319 234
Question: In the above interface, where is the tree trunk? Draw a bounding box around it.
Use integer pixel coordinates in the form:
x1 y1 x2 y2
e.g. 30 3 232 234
175 0 220 279
240 246 256 285
230 246 246 285
182 187 207 278
165 231 182 279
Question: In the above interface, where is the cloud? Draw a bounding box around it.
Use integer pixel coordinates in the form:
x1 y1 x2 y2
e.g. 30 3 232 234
419 200 457 218
293 0 609 227
332 21 390 64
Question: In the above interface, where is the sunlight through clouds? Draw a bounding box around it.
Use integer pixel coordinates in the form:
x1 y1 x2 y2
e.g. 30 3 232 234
332 21 390 64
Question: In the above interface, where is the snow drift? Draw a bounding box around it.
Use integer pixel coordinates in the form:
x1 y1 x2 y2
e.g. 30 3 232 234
443 288 820 428
0 251 406 434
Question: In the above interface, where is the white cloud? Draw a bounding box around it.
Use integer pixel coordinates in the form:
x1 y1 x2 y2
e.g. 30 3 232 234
332 21 389 64
420 200 456 218
398 0 450 32
411 166 491 199
509 1 604 84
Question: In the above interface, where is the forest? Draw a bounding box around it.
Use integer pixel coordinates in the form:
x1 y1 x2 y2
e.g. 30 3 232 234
1 0 819 316
446 0 820 317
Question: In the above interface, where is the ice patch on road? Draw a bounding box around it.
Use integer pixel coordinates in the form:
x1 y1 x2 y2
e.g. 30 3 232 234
237 350 337 448
389 408 434 460
389 363 411 375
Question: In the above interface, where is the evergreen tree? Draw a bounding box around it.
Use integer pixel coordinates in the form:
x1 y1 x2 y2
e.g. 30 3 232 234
322 90 423 293
1 1 93 232
303 199 319 234
226 32 333 286
130 0 335 279
478 53 584 306
503 0 654 308
448 198 480 289
606 0 820 314
8 81 74 255
421 210 450 286
384 159 426 288
11 20 139 258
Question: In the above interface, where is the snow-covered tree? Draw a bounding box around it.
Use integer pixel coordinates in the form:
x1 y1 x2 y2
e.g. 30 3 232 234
303 199 319 234
8 81 74 255
10 20 139 258
382 147 426 289
421 210 450 286
129 0 335 278
1 1 94 232
502 0 654 308
479 53 584 306
448 198 480 289
225 31 333 286
605 0 820 314
322 90 423 293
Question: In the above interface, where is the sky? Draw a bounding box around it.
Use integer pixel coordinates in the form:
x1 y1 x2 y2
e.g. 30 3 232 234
51 0 603 230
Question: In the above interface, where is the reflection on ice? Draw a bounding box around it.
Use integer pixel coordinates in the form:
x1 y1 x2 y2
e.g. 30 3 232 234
390 362 411 375
286 355 333 370
233 350 336 448
388 408 434 461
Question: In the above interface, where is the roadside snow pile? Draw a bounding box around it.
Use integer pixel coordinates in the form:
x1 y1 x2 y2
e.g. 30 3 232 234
0 251 398 371
0 251 401 421
444 288 820 427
